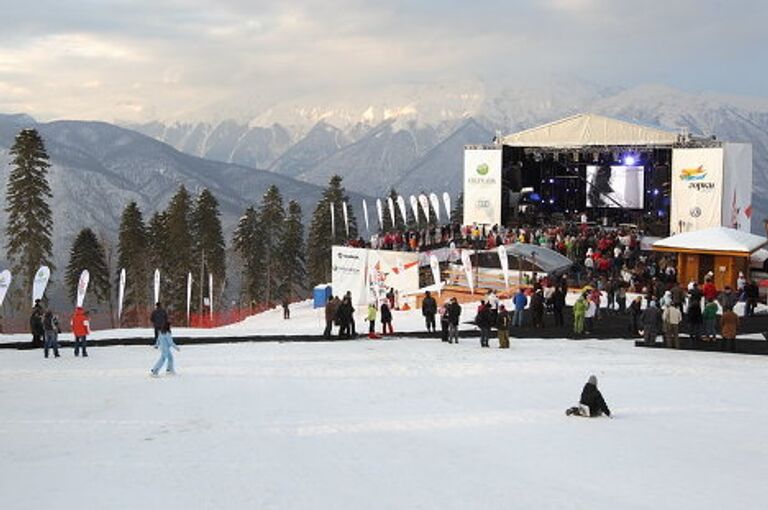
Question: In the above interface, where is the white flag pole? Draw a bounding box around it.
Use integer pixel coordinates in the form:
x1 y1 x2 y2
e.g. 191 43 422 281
117 268 126 321
153 269 160 305
209 273 214 320
362 199 370 232
186 272 192 326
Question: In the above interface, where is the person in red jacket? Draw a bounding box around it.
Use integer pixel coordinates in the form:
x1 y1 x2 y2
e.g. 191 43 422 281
71 307 91 357
702 278 718 302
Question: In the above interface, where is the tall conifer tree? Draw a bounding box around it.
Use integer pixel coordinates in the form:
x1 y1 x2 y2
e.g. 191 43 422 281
4 128 54 306
164 185 193 314
64 228 111 307
116 202 149 322
277 200 306 300
147 211 169 305
306 175 358 285
232 206 263 305
191 188 226 312
257 185 285 304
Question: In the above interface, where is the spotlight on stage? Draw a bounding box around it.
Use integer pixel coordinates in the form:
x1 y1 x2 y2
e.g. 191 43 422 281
623 154 637 166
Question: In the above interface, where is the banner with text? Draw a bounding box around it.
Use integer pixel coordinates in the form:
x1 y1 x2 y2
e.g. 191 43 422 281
331 246 369 306
463 148 502 226
670 148 724 233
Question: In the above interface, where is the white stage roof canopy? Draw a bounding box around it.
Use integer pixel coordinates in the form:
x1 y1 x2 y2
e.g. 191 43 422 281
652 227 767 254
500 113 679 148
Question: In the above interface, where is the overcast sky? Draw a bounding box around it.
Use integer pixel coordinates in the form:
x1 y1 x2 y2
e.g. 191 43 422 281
1 0 766 122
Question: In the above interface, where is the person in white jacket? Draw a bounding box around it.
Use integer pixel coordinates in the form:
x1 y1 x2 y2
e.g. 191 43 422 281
662 305 683 349
151 323 180 376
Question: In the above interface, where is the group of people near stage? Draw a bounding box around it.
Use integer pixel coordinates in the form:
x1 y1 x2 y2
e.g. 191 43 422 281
30 299 91 358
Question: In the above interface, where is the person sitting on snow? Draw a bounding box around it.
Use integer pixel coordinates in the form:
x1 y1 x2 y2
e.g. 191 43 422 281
566 375 611 417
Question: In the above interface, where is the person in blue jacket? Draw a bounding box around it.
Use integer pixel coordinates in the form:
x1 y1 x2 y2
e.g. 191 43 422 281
151 323 180 376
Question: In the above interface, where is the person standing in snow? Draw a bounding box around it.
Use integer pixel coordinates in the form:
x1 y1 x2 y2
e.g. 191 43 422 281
282 298 290 320
366 302 378 339
720 306 739 352
150 302 168 342
380 300 393 336
662 304 682 349
573 294 587 335
641 300 662 346
702 298 718 342
323 296 340 339
71 306 90 357
496 305 510 349
584 297 597 334
422 291 437 333
566 375 611 417
552 286 565 328
30 303 45 347
475 301 492 348
42 310 61 358
447 298 461 344
628 296 642 336
336 296 353 338
512 288 527 327
439 301 450 342
151 323 180 376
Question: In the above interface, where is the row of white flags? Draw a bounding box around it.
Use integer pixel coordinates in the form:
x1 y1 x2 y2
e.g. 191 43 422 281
0 266 216 323
331 192 452 236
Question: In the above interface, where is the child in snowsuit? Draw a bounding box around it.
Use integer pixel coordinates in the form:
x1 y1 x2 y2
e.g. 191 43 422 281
151 323 180 376
566 375 611 417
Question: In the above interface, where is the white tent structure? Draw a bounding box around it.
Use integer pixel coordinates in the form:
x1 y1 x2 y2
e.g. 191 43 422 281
652 226 767 254
500 113 680 148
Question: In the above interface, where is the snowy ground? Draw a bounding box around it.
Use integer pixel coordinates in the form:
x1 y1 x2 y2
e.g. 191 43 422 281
2 337 767 509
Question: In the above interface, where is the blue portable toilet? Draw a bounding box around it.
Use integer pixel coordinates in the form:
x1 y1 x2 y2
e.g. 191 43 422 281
313 284 332 308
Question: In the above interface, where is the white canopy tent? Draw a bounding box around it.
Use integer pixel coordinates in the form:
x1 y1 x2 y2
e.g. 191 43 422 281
652 226 767 254
500 113 680 148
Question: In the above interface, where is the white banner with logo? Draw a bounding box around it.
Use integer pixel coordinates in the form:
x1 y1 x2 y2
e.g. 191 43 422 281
497 245 510 289
443 192 452 221
409 195 419 224
387 197 396 227
0 269 11 308
76 269 90 307
331 246 369 306
153 268 160 305
32 265 50 305
186 272 192 323
461 250 474 294
671 148 724 233
722 143 753 233
463 148 502 226
396 196 407 225
362 199 370 232
429 255 441 291
367 249 420 300
429 193 441 222
419 194 430 223
117 268 126 320
376 199 384 229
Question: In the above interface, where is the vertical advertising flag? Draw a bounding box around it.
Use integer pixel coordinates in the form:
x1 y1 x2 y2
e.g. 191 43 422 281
429 255 441 293
342 201 350 237
387 197 396 227
153 269 160 305
117 268 126 320
396 196 407 226
442 192 451 221
419 194 430 223
76 269 90 307
409 195 419 224
209 273 214 319
186 272 192 325
430 193 441 222
497 245 509 289
32 266 51 305
362 199 370 232
376 199 384 230
330 202 336 238
0 270 11 308
461 250 474 295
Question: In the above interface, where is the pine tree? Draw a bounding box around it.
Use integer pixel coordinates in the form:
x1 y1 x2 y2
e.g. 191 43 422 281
116 202 149 323
163 185 194 315
277 200 306 300
64 228 111 307
191 189 226 312
306 175 358 285
451 192 464 224
147 211 169 305
232 206 264 306
257 185 285 304
4 128 54 306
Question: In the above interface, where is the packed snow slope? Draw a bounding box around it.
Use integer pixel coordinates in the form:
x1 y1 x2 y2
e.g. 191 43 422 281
1 338 767 509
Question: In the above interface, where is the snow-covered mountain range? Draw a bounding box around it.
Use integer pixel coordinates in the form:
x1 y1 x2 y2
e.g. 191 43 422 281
125 81 768 233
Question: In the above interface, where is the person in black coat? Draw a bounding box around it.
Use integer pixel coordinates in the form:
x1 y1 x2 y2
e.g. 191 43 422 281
422 291 437 332
552 287 565 327
475 302 492 348
566 375 611 417
380 300 393 335
150 302 168 342
30 307 45 347
336 297 353 338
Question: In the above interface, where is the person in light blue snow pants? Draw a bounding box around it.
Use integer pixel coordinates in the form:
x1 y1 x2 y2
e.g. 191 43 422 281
151 323 180 375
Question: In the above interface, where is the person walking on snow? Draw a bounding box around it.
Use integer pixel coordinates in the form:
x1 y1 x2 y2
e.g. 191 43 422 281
566 375 612 417
151 323 180 376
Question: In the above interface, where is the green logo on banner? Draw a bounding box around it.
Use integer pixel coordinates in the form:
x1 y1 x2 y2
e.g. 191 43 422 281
476 163 489 176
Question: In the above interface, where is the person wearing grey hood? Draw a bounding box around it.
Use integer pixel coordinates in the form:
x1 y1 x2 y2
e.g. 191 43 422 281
566 375 612 417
